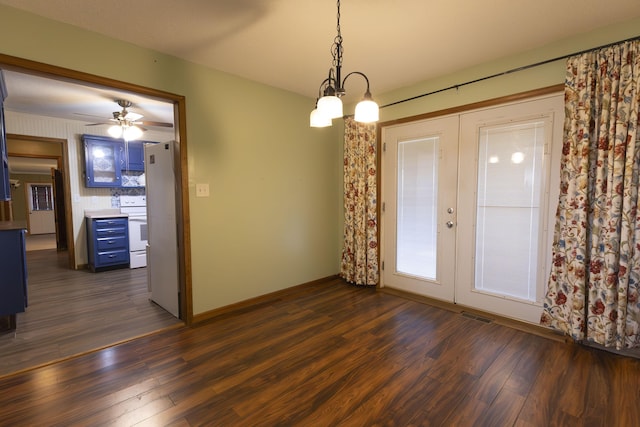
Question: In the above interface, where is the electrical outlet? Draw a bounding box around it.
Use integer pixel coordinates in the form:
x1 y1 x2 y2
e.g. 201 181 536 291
196 183 210 197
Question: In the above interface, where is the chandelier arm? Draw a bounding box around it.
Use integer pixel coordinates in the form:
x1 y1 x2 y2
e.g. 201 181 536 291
341 71 372 95
316 76 332 100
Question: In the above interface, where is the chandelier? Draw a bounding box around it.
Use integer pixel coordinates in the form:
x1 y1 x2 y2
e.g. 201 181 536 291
310 0 379 127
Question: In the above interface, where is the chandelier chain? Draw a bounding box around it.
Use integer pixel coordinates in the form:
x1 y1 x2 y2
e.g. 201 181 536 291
331 0 343 69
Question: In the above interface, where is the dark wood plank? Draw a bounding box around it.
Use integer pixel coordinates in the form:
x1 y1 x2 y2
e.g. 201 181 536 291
0 248 181 377
0 278 639 425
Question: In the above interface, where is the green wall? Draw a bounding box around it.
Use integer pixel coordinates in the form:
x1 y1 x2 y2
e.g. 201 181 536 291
0 5 341 315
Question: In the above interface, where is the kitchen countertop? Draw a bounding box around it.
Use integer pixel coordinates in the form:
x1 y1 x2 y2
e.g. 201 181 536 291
84 209 128 219
0 220 27 231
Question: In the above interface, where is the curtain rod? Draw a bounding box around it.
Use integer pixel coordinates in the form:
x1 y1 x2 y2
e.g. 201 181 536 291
380 34 640 109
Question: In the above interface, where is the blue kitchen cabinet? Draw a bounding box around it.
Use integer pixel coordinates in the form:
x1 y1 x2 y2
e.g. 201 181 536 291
83 135 150 187
86 216 130 271
0 227 28 328
83 134 124 188
123 141 145 171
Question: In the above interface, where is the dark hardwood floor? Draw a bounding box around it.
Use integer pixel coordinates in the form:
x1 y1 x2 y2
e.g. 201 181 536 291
0 248 181 377
1 278 639 426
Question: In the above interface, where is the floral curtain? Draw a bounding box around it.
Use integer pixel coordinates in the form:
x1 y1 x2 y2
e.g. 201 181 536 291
541 40 640 350
340 117 379 286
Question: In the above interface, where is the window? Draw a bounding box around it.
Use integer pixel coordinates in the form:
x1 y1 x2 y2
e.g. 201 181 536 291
30 184 54 211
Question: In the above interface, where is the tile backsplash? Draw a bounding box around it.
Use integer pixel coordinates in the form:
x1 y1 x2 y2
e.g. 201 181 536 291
110 183 145 208
122 171 145 188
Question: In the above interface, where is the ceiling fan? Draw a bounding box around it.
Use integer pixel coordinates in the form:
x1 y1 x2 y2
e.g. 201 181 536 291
109 99 173 128
82 99 173 140
111 99 143 124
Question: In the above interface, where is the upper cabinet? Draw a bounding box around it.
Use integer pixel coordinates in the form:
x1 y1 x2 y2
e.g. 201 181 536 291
83 135 149 188
0 71 11 201
83 135 123 188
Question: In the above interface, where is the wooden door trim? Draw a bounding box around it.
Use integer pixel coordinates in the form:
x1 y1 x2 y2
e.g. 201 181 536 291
0 53 192 325
8 134 73 268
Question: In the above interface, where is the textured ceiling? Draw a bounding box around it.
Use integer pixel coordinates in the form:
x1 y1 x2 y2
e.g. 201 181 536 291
1 0 639 101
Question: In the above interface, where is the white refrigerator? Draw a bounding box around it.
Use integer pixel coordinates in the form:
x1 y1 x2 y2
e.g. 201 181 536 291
145 141 179 317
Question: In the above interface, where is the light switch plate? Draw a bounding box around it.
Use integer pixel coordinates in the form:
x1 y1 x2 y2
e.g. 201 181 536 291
196 183 210 197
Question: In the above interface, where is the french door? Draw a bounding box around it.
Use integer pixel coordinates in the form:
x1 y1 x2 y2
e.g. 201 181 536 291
381 94 563 324
381 115 459 301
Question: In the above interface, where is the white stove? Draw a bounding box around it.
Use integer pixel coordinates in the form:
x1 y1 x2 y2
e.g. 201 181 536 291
120 195 147 268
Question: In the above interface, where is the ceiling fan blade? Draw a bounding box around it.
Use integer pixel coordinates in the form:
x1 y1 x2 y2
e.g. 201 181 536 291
139 120 173 128
124 112 143 121
74 112 108 120
85 122 107 126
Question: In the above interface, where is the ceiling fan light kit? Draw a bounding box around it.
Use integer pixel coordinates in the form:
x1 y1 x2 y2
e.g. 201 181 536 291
310 0 379 128
108 99 144 141
107 122 143 140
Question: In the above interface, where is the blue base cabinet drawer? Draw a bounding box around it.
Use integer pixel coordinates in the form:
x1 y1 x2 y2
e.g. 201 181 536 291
95 249 129 266
96 235 128 251
86 216 130 272
95 225 127 239
94 218 127 230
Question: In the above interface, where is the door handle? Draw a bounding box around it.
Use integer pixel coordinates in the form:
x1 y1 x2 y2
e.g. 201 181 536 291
446 221 454 229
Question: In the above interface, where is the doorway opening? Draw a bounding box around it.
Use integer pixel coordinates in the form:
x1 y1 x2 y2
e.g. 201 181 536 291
0 54 192 377
7 134 70 256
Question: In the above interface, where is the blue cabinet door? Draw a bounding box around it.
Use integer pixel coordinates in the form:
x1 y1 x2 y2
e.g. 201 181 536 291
123 141 145 171
0 229 27 316
83 135 124 188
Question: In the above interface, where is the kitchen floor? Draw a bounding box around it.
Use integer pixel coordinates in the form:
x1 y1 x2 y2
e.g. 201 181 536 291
25 233 56 251
0 248 182 378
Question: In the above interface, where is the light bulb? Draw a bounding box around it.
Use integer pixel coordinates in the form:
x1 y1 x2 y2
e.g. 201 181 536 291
317 95 343 119
354 99 379 123
310 108 332 127
511 152 525 164
123 125 143 141
108 125 123 138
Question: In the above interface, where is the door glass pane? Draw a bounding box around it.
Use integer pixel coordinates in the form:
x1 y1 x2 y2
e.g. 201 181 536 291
31 184 54 211
91 144 118 183
397 136 438 280
475 121 545 301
